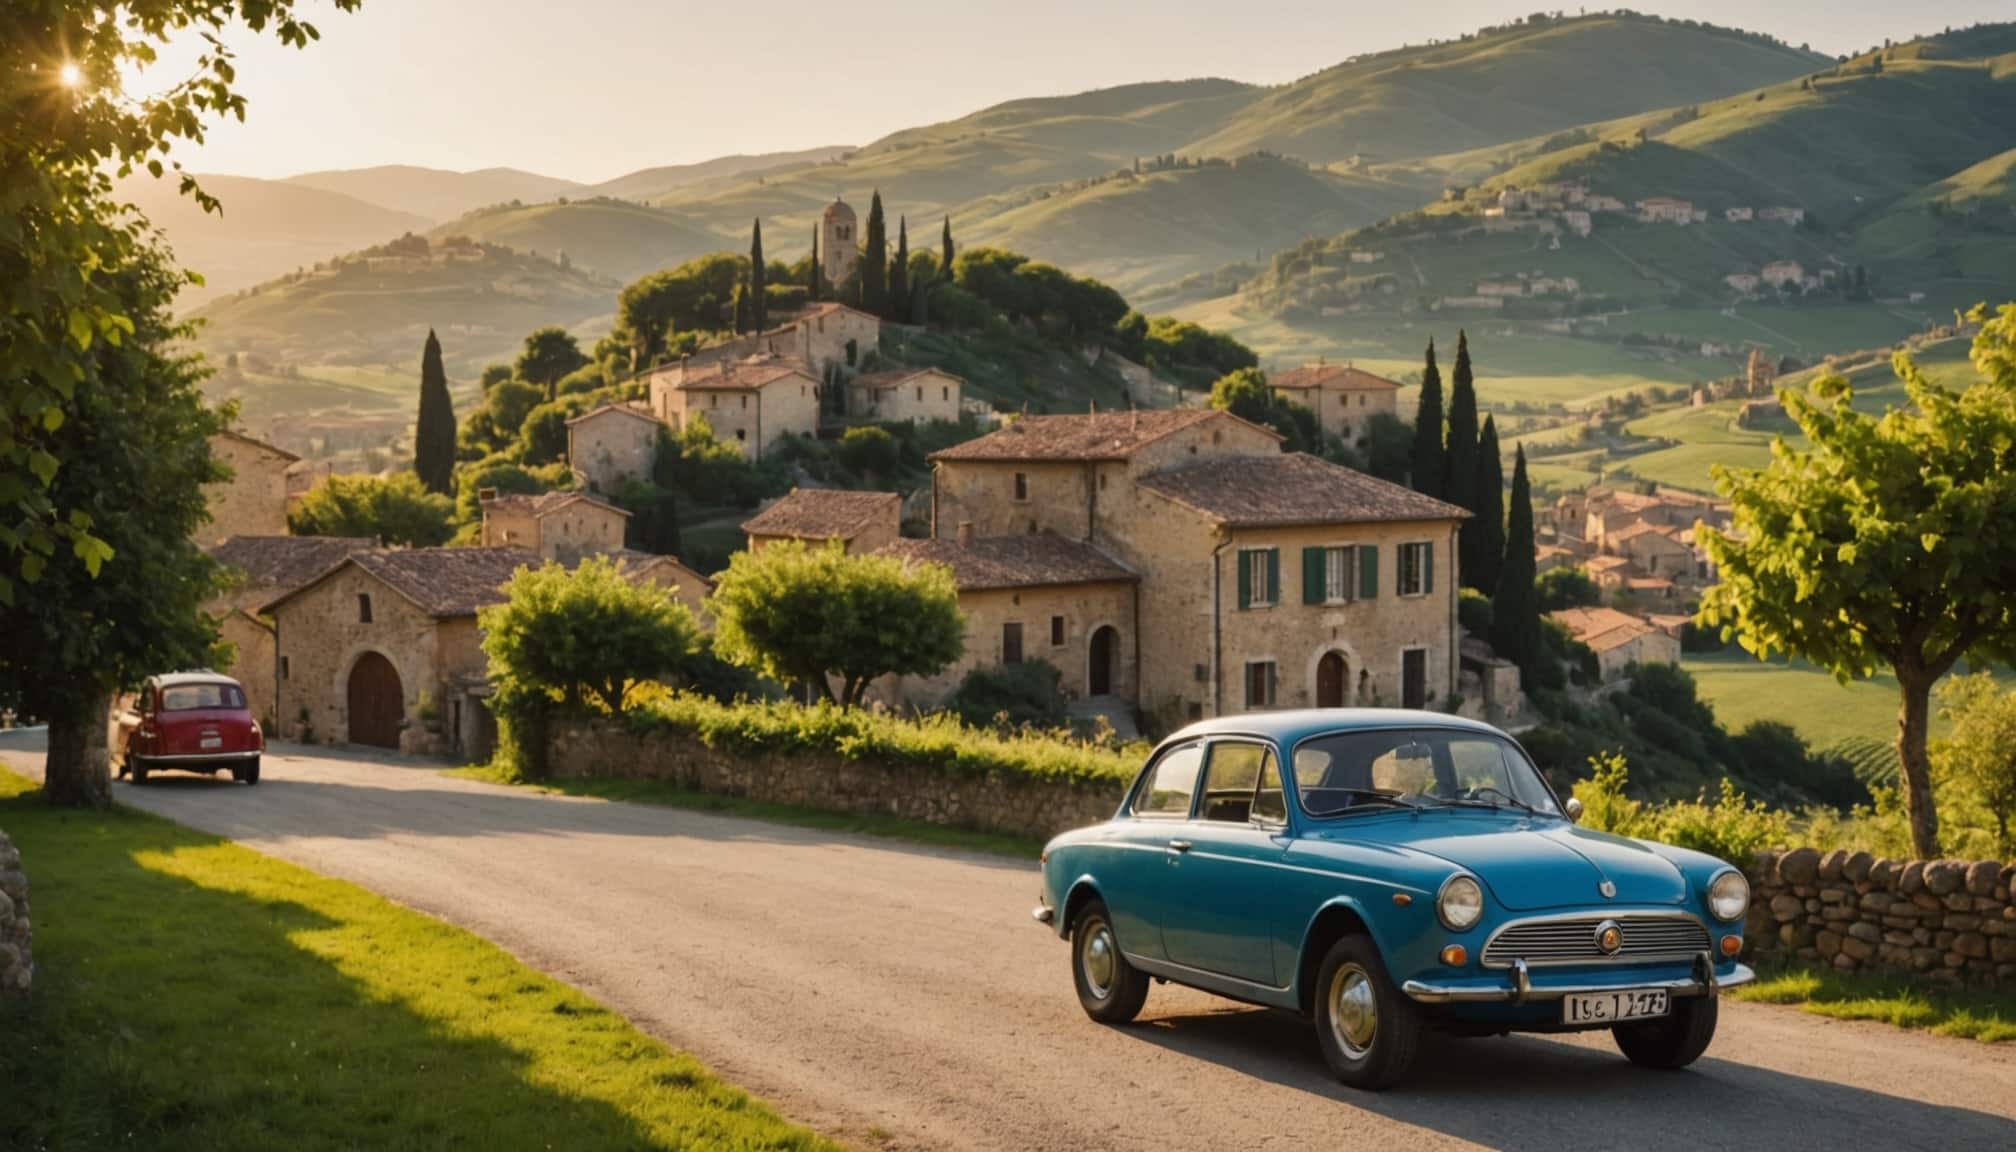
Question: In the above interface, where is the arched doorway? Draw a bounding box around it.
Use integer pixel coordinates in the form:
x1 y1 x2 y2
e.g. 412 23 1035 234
1088 626 1118 697
1316 651 1349 708
346 652 404 749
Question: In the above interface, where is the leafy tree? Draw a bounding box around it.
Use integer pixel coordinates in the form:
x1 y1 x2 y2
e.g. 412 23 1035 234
479 363 514 392
1535 566 1601 611
1699 308 2016 857
414 329 456 495
481 557 700 715
836 425 901 482
515 327 588 401
1411 339 1446 499
1208 368 1320 452
453 454 571 526
0 248 229 809
859 190 888 316
748 218 767 333
615 428 682 555
613 253 745 368
288 473 454 547
707 540 964 705
941 215 955 280
515 396 588 467
888 216 910 323
730 281 751 335
1472 413 1505 593
808 225 822 301
1359 411 1414 484
2 0 354 608
1932 673 2016 856
1446 330 1482 582
458 377 544 459
1491 446 1540 668
948 661 1066 730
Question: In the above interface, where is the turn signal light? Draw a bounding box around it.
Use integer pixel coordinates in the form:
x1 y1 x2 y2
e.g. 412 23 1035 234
1720 935 1742 958
1440 944 1467 966
1392 893 1412 907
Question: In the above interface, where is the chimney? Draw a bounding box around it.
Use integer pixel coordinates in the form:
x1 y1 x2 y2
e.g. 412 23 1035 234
957 521 974 547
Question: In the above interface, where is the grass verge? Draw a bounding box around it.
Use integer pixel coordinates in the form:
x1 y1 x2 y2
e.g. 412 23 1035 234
449 762 1044 859
1733 962 2016 1043
0 767 840 1151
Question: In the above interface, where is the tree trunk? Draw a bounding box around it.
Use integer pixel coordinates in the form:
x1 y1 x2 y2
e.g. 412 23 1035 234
43 686 114 810
1896 673 1941 859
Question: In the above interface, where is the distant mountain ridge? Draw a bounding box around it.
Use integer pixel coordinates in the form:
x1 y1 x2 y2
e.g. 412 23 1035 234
283 165 584 222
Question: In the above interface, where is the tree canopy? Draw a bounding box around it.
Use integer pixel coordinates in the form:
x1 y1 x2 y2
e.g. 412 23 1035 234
288 473 455 547
613 253 745 368
414 329 456 494
515 327 588 400
481 556 701 716
1206 368 1320 453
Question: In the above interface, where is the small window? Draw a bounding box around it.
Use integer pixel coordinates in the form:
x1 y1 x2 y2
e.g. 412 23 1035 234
1245 660 1277 709
1241 548 1277 608
1133 744 1203 818
1199 742 1268 824
1002 622 1024 664
357 593 373 623
741 395 749 410
1360 394 1368 407
1186 701 1204 720
1339 421 1352 438
1097 471 1107 491
1013 472 1029 501
710 393 719 408
279 656 290 681
942 386 949 401
735 428 747 442
1050 615 1065 646
915 386 923 402
1398 541 1431 597
1252 751 1288 824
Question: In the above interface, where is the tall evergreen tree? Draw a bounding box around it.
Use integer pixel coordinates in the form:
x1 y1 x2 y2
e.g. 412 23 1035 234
808 227 822 301
888 216 910 322
1473 414 1506 594
1410 339 1446 499
748 218 767 333
1491 446 1540 669
1446 329 1482 583
730 281 750 335
941 215 955 280
859 190 888 316
414 329 456 495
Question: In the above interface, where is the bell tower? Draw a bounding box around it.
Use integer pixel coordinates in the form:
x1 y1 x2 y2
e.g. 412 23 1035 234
821 196 859 286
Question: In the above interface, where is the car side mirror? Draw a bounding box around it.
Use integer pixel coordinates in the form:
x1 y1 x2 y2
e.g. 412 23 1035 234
1565 797 1583 824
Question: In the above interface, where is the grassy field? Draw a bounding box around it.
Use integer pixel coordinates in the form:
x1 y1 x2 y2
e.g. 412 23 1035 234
1681 649 2011 754
1735 964 2016 1043
0 768 835 1152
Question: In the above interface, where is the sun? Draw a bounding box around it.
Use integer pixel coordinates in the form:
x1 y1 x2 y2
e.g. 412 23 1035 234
58 63 82 89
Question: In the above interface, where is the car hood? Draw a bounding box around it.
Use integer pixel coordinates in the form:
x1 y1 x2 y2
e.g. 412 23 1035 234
1305 812 1690 910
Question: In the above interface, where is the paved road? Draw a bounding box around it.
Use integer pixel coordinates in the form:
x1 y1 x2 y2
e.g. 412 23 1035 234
6 735 2013 1152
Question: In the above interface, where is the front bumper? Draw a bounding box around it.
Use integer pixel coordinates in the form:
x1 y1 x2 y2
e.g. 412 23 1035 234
1031 904 1054 925
1402 953 1754 1005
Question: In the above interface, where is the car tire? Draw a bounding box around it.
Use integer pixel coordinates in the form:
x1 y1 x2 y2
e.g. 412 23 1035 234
1070 898 1149 1024
130 757 150 785
233 756 261 786
1313 933 1423 1091
1613 993 1718 1069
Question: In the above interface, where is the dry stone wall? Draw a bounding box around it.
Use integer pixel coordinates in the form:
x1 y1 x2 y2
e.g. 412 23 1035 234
0 830 30 1002
547 719 1123 842
1746 848 2016 986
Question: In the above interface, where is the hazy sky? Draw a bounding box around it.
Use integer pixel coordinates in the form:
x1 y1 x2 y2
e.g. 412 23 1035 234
147 0 2011 183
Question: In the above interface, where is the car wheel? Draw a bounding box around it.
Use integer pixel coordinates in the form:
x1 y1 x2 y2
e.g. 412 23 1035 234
130 757 150 785
232 757 261 786
1313 934 1423 1090
1070 898 1149 1024
1613 993 1718 1069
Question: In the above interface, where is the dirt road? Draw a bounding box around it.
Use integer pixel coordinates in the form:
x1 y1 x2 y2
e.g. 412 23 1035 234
5 735 2012 1152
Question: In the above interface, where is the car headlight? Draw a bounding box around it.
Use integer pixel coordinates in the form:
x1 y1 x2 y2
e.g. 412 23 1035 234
1437 874 1484 932
1707 869 1749 922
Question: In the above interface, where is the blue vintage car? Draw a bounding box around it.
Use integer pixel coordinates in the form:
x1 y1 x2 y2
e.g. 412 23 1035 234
1034 710 1753 1089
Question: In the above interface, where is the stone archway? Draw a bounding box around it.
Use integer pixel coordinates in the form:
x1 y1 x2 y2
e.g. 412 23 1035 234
1316 650 1350 708
346 651 404 749
1088 625 1118 697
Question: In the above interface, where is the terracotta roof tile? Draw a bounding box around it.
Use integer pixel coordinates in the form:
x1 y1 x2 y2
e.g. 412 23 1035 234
1270 364 1401 392
930 409 1270 462
1138 453 1467 527
565 402 658 427
1548 606 1662 653
480 489 630 519
208 535 374 592
261 547 535 619
851 367 962 392
877 532 1136 591
215 429 302 463
742 489 901 541
675 356 815 392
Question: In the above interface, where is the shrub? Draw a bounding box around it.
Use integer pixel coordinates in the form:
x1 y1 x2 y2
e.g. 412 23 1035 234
1457 588 1494 637
1535 567 1600 611
1572 752 1793 865
481 557 702 715
288 472 454 546
948 661 1067 730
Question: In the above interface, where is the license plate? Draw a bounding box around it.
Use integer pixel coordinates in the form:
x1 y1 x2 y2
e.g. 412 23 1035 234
200 736 222 750
1562 989 1668 1025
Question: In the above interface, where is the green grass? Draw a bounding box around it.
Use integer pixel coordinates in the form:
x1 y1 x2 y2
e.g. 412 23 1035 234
435 199 729 284
449 763 1043 859
1682 649 2011 749
0 768 837 1152
1734 963 2016 1042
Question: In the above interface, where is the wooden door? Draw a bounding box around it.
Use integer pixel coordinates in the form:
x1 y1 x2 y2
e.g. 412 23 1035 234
1401 649 1428 710
1316 651 1347 708
1089 626 1116 696
346 652 404 749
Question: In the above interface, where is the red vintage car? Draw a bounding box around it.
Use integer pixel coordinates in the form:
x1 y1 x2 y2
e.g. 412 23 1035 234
118 672 263 785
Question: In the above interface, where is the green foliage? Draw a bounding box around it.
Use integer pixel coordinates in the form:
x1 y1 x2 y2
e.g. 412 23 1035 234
514 327 588 400
1412 339 1446 499
1733 720 1868 812
288 472 454 547
834 426 901 482
747 218 767 334
613 253 745 368
707 540 965 706
458 377 544 459
1572 752 1793 866
947 661 1068 731
887 217 911 323
664 415 786 509
1358 410 1415 485
1457 588 1494 637
1133 313 1256 380
453 455 572 526
1932 672 2016 856
1446 331 1482 581
1207 368 1321 452
1535 566 1601 611
1491 446 1540 668
953 247 1130 345
1472 413 1505 593
860 191 888 316
414 329 456 495
481 557 701 718
614 476 680 556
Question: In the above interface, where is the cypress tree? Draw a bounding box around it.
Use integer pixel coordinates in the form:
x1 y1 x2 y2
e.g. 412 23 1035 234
730 282 750 334
748 218 767 333
1446 329 1482 584
1410 338 1446 499
888 216 910 323
1473 414 1505 595
808 227 822 302
859 190 887 316
1491 446 1540 668
941 215 955 280
413 328 456 495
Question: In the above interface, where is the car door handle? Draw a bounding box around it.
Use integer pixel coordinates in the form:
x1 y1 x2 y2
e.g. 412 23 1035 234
1167 839 1193 853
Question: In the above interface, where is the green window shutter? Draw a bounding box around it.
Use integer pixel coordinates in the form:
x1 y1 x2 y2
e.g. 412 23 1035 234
1359 544 1379 599
1267 549 1281 606
1302 547 1325 605
1236 549 1252 610
1423 542 1435 595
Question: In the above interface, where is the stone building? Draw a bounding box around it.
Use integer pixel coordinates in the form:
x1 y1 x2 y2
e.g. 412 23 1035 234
848 367 964 424
1548 606 1679 680
1267 362 1401 445
479 489 629 563
742 488 902 555
606 550 715 624
1607 521 1695 579
202 431 299 545
646 355 821 460
922 409 1466 725
263 547 532 756
206 535 375 727
566 403 660 494
821 198 860 286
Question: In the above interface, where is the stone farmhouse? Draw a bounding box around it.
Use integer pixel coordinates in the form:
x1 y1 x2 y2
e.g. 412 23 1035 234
647 354 822 461
848 367 964 424
1548 606 1680 680
743 488 903 554
1267 362 1401 446
872 409 1467 726
479 489 629 564
1761 260 1806 289
206 535 374 728
203 431 299 545
1636 197 1694 224
566 403 660 495
1543 486 1727 600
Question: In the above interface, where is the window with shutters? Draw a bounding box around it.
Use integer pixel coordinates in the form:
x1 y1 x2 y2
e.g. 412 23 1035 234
1050 615 1065 646
1013 472 1029 501
1324 546 1354 603
1241 548 1277 608
1002 622 1024 664
1245 660 1277 709
1398 541 1432 597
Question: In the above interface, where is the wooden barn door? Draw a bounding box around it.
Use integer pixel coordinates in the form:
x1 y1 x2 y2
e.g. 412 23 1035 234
1316 651 1347 708
346 652 404 749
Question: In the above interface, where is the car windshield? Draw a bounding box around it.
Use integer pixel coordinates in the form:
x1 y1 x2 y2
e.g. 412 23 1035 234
1290 728 1561 819
160 684 244 712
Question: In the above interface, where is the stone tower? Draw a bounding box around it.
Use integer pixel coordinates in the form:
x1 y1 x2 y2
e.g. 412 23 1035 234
821 196 859 286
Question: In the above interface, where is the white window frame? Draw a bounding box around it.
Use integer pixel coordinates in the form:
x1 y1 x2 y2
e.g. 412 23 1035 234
1397 540 1431 598
1246 549 1275 608
1323 544 1355 604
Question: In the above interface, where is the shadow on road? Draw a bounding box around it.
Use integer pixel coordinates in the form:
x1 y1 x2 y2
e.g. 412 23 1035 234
1115 1005 2015 1151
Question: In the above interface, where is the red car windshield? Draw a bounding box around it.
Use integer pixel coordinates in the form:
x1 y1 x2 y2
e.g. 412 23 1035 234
160 684 245 712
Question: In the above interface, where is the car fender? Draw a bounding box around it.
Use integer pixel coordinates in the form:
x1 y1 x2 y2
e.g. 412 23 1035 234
1057 875 1103 940
1294 894 1398 995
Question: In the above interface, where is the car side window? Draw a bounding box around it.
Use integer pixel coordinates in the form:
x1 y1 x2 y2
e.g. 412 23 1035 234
1133 744 1203 819
1199 742 1267 824
1252 750 1288 825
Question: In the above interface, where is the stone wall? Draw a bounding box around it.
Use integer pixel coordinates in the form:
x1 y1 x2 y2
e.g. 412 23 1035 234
1746 848 2016 986
0 830 30 1002
547 718 1123 842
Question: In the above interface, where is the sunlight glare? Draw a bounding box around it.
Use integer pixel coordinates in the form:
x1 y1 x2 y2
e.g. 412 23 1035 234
58 62 83 89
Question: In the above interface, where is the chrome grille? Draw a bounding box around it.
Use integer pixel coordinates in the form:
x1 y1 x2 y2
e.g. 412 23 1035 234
1482 915 1710 968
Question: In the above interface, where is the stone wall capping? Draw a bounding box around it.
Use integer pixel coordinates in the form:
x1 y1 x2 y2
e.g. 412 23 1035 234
0 829 29 1004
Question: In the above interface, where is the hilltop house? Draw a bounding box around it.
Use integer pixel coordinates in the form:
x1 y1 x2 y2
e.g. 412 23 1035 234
742 488 902 554
1636 197 1694 224
847 367 964 424
1561 209 1593 237
646 354 821 460
1761 260 1806 289
203 431 300 545
1548 606 1679 680
567 403 661 494
1267 362 1401 445
479 489 629 563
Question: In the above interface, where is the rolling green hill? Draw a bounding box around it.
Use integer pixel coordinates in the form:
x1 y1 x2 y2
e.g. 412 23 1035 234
581 146 856 202
429 198 730 282
283 164 583 221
